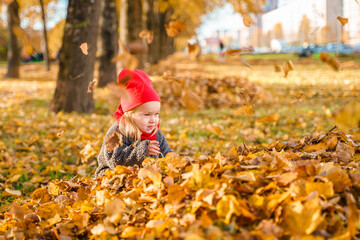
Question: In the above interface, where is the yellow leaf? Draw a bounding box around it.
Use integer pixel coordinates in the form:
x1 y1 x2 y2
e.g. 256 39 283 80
181 89 204 111
104 198 126 225
91 224 116 235
337 16 348 26
47 213 61 226
258 114 280 123
275 172 298 186
334 102 360 131
72 213 90 230
32 188 52 203
120 226 144 238
237 105 255 115
216 195 243 224
138 165 162 187
320 52 341 71
284 195 323 235
243 15 252 27
139 29 154 44
167 185 186 204
305 182 334 198
3 188 21 197
9 174 22 183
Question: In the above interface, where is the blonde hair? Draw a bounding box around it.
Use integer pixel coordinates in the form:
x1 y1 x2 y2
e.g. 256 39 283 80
118 107 159 142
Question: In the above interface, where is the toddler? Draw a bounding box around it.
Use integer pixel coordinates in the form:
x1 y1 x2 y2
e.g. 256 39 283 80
95 69 174 177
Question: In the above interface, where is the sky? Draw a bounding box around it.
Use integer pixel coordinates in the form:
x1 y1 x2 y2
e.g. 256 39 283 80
196 4 244 41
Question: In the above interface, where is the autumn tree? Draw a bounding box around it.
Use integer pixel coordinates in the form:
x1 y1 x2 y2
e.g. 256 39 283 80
50 0 101 113
18 0 57 70
98 0 119 87
6 0 21 78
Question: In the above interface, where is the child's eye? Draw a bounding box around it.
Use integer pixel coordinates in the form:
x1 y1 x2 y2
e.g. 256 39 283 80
155 113 159 116
145 113 150 116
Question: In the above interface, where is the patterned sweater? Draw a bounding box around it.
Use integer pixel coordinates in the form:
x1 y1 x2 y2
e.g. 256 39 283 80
95 122 173 177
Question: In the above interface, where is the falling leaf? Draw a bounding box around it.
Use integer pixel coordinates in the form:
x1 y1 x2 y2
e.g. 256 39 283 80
181 89 204 111
239 57 252 69
287 60 295 71
187 42 201 61
337 16 348 26
223 47 254 55
320 52 341 71
333 102 360 131
139 29 154 44
79 42 88 55
105 131 123 151
274 65 281 72
165 20 186 37
87 80 96 93
243 15 253 27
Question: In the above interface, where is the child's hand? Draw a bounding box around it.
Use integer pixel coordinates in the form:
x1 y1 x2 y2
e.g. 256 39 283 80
148 140 160 156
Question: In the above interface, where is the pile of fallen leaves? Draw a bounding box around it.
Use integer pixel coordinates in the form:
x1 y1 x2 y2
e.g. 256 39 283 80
153 72 272 110
1 130 359 239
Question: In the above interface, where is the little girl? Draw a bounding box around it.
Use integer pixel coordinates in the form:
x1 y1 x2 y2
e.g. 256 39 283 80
95 69 174 177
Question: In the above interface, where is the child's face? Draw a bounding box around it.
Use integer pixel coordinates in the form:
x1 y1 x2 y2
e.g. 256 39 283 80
133 101 161 133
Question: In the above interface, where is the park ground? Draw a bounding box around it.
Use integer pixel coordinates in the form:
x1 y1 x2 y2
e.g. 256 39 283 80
0 52 359 215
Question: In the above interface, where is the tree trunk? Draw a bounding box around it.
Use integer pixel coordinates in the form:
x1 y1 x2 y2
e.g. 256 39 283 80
6 0 20 78
39 0 50 71
98 0 119 87
159 9 174 60
146 0 160 65
127 0 145 68
50 0 101 113
145 0 174 65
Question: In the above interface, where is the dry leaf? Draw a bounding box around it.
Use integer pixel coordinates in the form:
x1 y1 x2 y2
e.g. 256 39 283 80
105 131 123 151
87 80 96 93
187 43 201 61
337 16 348 26
274 65 281 72
139 29 154 44
320 52 341 71
165 20 186 37
243 15 253 27
79 42 88 55
181 89 204 111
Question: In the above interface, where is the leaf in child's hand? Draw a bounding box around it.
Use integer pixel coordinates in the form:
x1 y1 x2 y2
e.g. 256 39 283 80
337 16 348 26
79 43 88 55
105 131 123 151
87 80 96 93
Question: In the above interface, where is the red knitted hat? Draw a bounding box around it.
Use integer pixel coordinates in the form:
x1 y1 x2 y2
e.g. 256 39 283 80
114 69 160 121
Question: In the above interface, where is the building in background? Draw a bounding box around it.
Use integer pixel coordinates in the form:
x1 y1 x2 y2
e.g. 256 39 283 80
201 0 360 53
